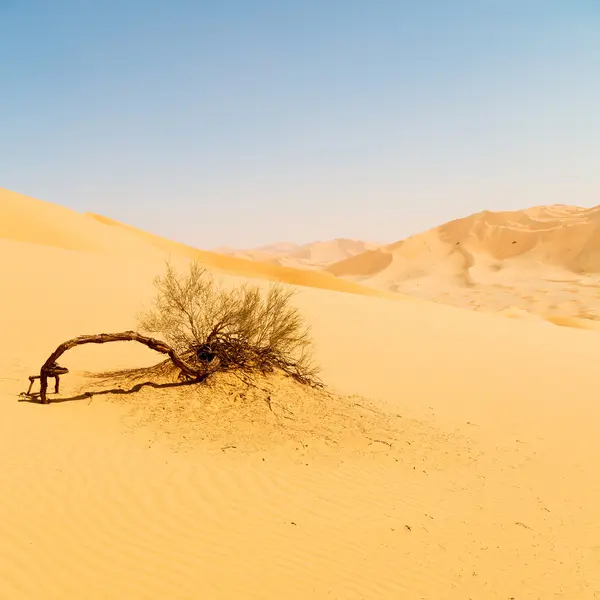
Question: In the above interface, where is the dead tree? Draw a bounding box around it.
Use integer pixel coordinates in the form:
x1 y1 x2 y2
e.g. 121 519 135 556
36 331 206 404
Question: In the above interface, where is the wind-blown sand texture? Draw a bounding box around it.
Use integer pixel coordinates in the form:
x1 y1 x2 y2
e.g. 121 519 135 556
2 187 600 598
327 205 600 325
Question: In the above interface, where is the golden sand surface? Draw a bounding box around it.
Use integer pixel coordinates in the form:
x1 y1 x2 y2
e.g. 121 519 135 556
2 187 600 598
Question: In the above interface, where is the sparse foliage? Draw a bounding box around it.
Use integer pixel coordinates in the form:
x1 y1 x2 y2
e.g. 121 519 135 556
138 261 321 386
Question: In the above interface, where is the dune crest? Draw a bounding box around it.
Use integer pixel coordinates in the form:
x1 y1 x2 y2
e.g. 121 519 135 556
326 204 600 322
0 188 393 299
85 212 394 298
0 187 160 257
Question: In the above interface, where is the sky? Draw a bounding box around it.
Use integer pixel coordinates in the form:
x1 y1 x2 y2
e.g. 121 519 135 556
1 1 599 248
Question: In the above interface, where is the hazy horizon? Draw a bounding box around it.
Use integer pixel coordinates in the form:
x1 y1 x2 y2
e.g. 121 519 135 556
1 1 598 248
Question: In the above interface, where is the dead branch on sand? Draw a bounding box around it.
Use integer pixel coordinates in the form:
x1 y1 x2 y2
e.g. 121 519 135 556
34 331 206 404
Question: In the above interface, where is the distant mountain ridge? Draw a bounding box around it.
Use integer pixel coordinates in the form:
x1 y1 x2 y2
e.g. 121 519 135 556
213 238 380 270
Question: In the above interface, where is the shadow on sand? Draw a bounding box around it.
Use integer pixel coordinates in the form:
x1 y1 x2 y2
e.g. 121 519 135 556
19 378 198 404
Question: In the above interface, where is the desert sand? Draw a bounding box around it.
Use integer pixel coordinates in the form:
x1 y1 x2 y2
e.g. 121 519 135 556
327 205 600 327
2 187 600 599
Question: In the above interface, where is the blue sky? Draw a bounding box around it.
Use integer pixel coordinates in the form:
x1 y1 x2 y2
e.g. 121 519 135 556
1 1 598 248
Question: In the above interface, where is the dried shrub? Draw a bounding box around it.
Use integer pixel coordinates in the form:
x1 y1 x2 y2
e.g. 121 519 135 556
138 261 321 386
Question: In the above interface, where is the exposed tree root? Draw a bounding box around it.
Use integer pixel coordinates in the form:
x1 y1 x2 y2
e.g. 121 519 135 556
37 331 208 404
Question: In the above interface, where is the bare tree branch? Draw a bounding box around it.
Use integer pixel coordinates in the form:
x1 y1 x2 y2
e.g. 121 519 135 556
38 331 206 403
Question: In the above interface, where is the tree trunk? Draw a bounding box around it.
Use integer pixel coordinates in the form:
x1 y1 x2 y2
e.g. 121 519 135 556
38 330 202 404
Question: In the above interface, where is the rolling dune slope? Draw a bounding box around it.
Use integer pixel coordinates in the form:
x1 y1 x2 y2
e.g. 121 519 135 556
85 212 392 298
327 204 600 320
0 188 392 299
0 187 162 258
2 191 600 598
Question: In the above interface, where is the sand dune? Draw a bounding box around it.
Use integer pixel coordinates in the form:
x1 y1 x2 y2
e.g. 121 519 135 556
327 204 600 322
85 212 392 299
0 187 164 258
0 187 394 300
327 204 600 282
213 238 379 270
2 190 600 598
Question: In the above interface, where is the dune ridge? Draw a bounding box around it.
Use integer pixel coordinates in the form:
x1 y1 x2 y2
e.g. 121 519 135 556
328 204 600 280
85 212 394 299
0 187 393 300
326 204 600 322
213 238 380 270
